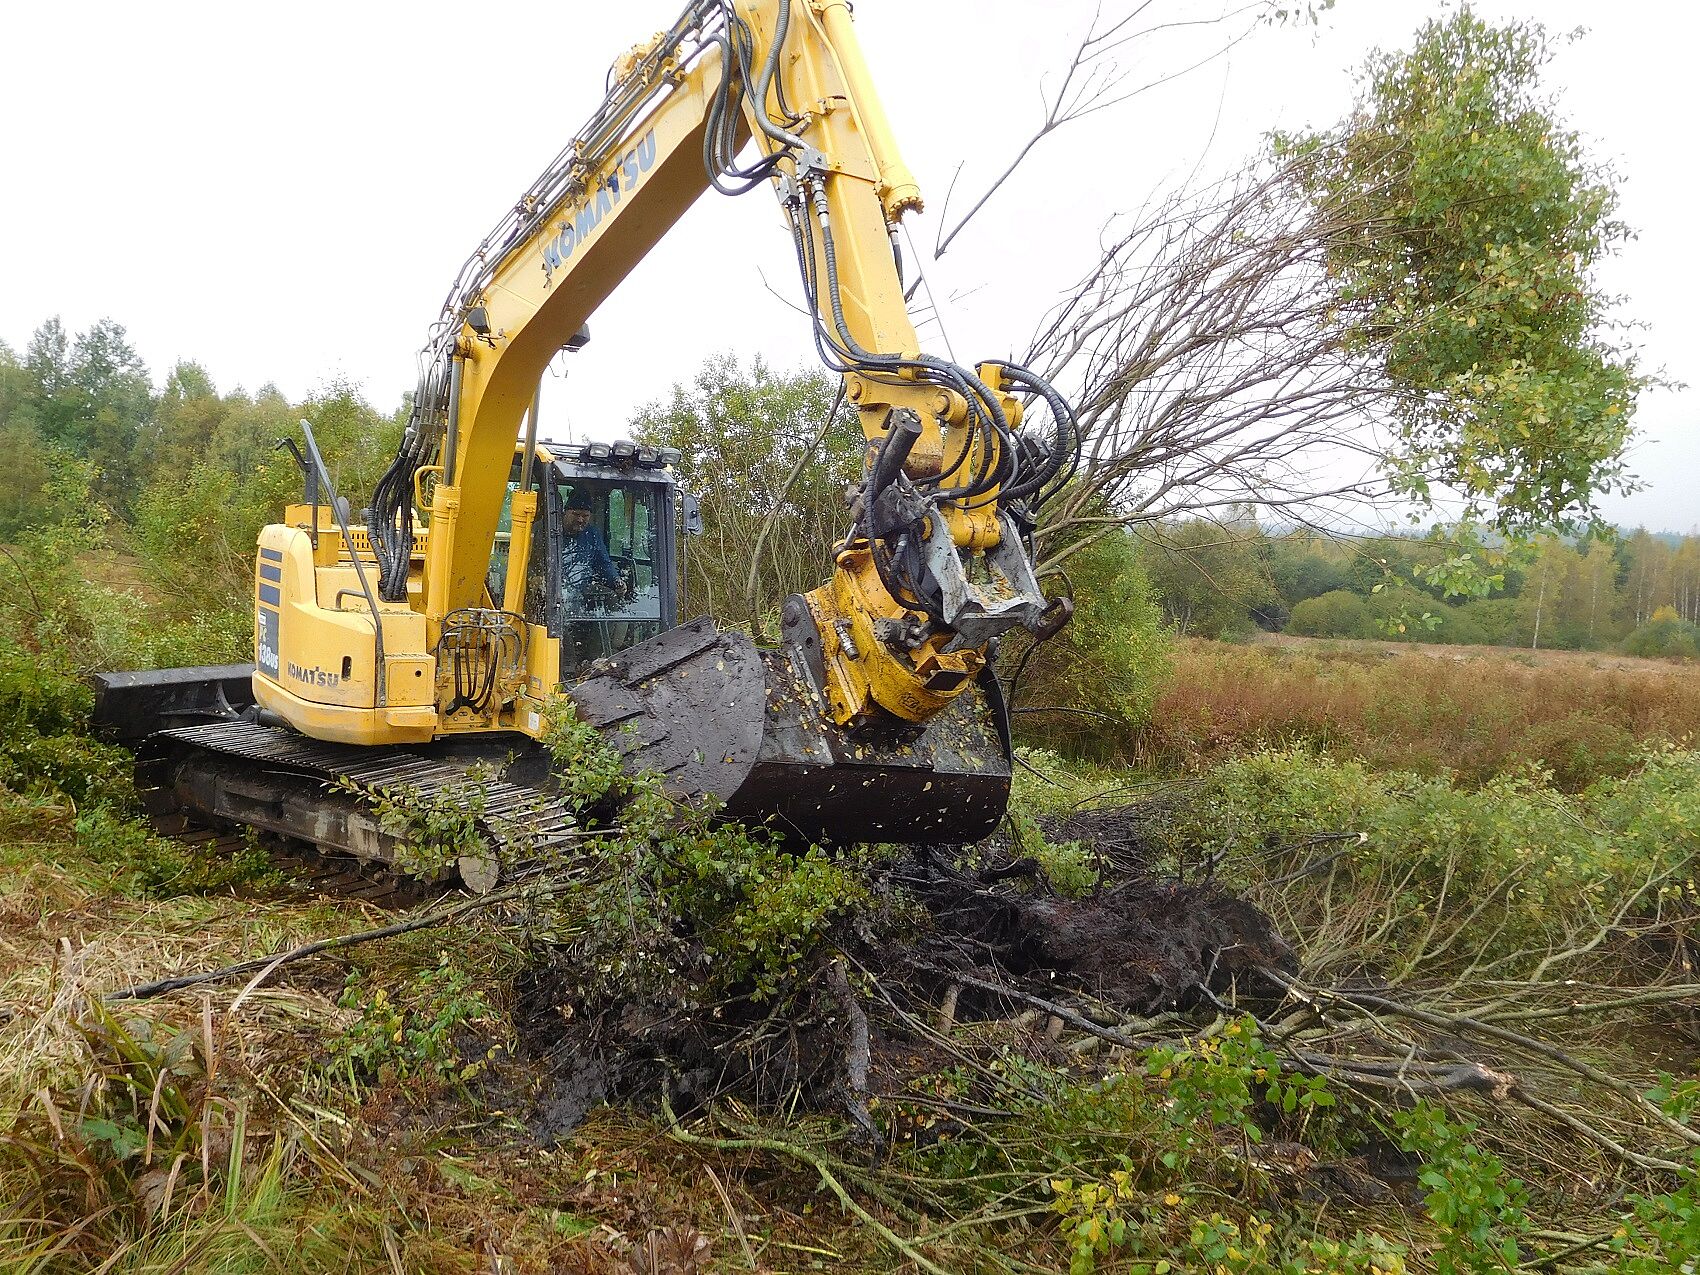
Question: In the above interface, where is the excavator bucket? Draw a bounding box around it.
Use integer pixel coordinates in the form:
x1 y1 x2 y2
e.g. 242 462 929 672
568 617 1013 845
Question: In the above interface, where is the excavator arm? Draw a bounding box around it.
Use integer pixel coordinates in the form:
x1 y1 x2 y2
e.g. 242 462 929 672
368 0 1077 732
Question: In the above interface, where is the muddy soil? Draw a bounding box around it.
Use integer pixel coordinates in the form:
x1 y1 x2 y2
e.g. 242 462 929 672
510 819 1293 1138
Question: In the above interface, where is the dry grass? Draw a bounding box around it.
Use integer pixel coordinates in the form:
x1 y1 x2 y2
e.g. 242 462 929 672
1135 637 1700 788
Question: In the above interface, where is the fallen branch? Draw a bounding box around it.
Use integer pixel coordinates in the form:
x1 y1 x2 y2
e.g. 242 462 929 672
825 958 878 1147
1263 970 1700 1149
917 965 1142 1050
107 882 537 1001
1476 983 1700 1026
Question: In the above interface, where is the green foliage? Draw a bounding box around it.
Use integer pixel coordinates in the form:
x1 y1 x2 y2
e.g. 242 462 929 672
1145 1019 1334 1172
632 354 862 630
1287 589 1370 638
350 771 492 879
1610 1146 1700 1272
1156 745 1700 977
1286 9 1644 532
75 805 280 898
540 700 633 811
1258 524 1700 657
132 380 401 615
1624 606 1700 660
327 955 503 1097
541 696 870 1002
1392 1104 1531 1274
0 621 135 810
1007 806 1099 897
1017 526 1170 756
910 1023 1388 1275
1136 513 1273 639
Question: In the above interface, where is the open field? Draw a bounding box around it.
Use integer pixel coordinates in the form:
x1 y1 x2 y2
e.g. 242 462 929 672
1250 632 1696 676
1130 636 1700 789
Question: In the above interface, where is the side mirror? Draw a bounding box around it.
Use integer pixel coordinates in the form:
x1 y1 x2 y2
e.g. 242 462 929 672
681 492 705 537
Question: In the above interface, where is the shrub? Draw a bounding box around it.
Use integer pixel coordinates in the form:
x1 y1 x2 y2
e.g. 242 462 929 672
1154 746 1700 978
1288 590 1369 637
76 804 279 897
1012 529 1171 757
541 698 871 1002
1624 607 1700 660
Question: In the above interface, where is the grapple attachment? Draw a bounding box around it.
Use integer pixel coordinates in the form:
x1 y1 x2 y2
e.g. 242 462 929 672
567 616 1012 845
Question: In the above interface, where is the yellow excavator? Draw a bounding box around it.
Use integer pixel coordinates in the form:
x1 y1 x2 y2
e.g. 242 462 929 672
95 0 1079 881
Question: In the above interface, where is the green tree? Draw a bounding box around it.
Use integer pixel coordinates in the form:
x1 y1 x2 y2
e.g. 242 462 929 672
1620 529 1671 627
1010 528 1169 756
17 317 155 514
0 421 62 542
632 355 863 633
1287 7 1644 533
1550 535 1624 649
1027 7 1645 575
1138 513 1273 638
131 378 399 613
1520 535 1583 650
1268 533 1351 608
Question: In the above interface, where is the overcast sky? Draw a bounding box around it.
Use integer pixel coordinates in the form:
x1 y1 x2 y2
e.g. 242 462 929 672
3 0 1693 532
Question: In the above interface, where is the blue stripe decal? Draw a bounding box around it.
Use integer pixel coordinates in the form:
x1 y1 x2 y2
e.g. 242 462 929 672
259 584 282 606
259 547 283 562
259 563 282 583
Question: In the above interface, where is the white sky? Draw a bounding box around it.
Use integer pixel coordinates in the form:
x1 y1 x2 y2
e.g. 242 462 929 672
2 0 1693 532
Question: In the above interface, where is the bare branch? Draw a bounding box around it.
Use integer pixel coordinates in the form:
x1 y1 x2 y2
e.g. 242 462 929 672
932 1 1278 259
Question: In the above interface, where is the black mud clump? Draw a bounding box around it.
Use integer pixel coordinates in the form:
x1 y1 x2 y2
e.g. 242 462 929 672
890 845 1295 1015
509 807 1294 1138
511 954 851 1144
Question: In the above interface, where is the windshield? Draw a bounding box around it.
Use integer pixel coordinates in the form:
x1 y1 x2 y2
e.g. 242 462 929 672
556 478 662 622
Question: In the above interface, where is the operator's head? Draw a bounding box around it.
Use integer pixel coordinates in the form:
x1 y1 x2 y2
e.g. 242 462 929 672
563 486 593 533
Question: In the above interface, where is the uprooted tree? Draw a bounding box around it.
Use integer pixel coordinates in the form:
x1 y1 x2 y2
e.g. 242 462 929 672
1024 7 1646 577
644 9 1647 657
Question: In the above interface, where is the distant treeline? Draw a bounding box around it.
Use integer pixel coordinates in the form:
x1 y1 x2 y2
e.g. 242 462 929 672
0 316 402 618
1135 513 1700 660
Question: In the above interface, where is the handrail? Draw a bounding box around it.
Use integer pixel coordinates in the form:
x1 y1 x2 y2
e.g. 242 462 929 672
298 420 388 708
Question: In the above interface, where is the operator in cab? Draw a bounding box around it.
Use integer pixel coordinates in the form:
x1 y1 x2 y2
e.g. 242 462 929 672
560 486 624 609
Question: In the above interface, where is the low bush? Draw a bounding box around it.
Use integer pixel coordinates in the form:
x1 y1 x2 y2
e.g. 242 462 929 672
1287 589 1370 638
540 700 872 1003
1624 606 1700 660
1152 745 1700 980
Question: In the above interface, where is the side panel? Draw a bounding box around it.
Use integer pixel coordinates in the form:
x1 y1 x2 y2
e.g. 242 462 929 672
256 528 378 708
252 524 439 745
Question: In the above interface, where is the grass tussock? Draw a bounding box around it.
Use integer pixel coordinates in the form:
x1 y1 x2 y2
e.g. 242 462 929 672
1137 638 1700 787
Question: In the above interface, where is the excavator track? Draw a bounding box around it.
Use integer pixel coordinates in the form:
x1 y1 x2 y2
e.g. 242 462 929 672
146 810 435 907
149 721 580 893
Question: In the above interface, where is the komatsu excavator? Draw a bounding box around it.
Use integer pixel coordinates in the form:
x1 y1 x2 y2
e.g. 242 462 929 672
95 0 1079 883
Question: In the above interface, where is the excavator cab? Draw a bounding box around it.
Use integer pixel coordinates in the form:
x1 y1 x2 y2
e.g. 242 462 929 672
489 440 682 678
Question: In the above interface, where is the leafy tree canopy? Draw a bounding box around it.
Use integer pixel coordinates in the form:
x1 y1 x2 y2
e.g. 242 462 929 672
1284 7 1645 534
